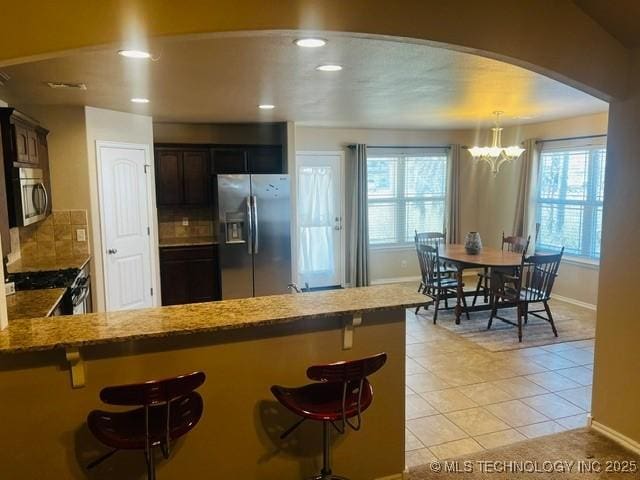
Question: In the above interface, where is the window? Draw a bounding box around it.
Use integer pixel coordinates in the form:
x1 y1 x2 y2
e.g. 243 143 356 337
367 148 448 247
536 139 606 259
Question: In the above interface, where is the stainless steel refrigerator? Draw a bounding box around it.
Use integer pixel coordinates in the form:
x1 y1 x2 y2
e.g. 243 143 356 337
217 174 291 299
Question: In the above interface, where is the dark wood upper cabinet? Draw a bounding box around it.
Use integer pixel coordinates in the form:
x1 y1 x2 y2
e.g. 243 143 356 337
155 149 183 206
155 142 284 206
211 145 283 174
182 150 210 205
13 123 29 164
210 147 248 174
155 146 211 206
26 129 39 164
247 145 283 173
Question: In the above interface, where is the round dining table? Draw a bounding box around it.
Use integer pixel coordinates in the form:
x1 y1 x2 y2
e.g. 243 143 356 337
437 244 523 324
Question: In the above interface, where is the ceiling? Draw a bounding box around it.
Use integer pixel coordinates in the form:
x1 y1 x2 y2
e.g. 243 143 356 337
575 0 640 48
0 33 608 129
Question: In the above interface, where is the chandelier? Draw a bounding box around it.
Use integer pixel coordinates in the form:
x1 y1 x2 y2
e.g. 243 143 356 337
467 111 525 175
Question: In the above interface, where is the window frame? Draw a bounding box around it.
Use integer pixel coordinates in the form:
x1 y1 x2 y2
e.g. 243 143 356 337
535 138 606 262
366 147 449 249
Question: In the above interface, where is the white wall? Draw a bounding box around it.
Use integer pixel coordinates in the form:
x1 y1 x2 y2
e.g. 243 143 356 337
84 107 158 312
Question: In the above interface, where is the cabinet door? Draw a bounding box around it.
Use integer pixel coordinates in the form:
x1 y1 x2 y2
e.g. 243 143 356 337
155 149 183 205
247 146 283 173
160 246 220 305
26 129 39 164
183 150 210 205
13 123 29 164
188 257 219 302
160 258 190 305
211 148 248 174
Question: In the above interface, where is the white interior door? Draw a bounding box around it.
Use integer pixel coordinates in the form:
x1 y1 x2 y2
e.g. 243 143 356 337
98 143 154 311
296 152 344 288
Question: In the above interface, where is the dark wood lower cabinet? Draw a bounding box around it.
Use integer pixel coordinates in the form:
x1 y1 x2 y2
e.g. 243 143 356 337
159 245 220 306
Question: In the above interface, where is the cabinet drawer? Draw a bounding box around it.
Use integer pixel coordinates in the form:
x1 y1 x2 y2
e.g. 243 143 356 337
160 245 216 261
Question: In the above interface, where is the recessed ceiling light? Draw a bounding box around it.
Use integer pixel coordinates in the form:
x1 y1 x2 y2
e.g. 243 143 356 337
131 97 150 103
118 49 152 59
316 64 342 72
295 38 327 48
258 104 275 110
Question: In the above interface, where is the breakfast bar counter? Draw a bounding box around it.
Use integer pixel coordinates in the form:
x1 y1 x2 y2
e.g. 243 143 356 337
0 284 423 480
0 283 424 353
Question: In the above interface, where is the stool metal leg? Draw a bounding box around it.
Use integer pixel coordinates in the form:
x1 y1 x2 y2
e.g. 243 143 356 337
321 421 331 477
308 421 349 480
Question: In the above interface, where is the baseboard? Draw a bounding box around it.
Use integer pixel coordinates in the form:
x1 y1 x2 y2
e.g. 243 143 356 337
551 293 597 311
376 473 406 480
370 276 421 285
591 420 640 456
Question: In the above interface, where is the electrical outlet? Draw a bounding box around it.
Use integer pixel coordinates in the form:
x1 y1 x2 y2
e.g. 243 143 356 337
401 260 407 269
76 228 86 242
182 217 189 226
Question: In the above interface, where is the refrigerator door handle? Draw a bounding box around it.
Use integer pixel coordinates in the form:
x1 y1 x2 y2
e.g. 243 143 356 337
252 195 259 254
246 195 253 254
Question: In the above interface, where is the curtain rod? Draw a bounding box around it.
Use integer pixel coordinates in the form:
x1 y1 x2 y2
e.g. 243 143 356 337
535 134 606 144
351 145 451 149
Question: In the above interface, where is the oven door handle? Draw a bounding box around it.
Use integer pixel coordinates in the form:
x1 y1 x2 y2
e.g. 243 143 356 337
73 286 90 307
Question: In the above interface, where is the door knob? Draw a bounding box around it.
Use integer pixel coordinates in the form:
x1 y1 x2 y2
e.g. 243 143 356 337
107 248 118 255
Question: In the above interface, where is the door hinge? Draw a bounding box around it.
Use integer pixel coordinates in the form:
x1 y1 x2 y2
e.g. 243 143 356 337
144 164 151 174
150 287 154 296
147 226 150 235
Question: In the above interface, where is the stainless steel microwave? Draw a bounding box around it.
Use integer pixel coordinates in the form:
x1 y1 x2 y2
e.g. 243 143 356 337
14 168 49 226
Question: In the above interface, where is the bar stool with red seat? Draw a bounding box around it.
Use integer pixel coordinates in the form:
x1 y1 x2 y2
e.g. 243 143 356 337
87 371 206 480
271 352 387 480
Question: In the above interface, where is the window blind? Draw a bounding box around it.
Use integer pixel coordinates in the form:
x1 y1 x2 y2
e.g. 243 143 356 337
536 138 606 259
367 147 449 247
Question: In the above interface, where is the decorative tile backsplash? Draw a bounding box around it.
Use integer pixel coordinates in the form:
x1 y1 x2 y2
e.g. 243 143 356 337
18 210 90 260
158 207 215 240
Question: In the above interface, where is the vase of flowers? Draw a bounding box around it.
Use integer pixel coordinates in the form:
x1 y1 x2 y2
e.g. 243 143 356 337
464 232 483 254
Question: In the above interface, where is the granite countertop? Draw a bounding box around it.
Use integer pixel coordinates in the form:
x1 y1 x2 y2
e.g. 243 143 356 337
7 254 91 274
159 237 218 248
6 288 67 321
0 283 426 354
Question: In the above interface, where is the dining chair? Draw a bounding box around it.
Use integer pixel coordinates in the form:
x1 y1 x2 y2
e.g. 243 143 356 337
415 244 469 322
472 233 530 306
488 247 564 342
414 230 456 308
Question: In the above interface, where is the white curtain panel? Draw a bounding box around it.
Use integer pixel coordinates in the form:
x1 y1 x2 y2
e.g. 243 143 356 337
298 166 334 279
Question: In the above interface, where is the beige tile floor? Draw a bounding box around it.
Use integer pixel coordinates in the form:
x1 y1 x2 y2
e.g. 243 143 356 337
404 302 595 468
